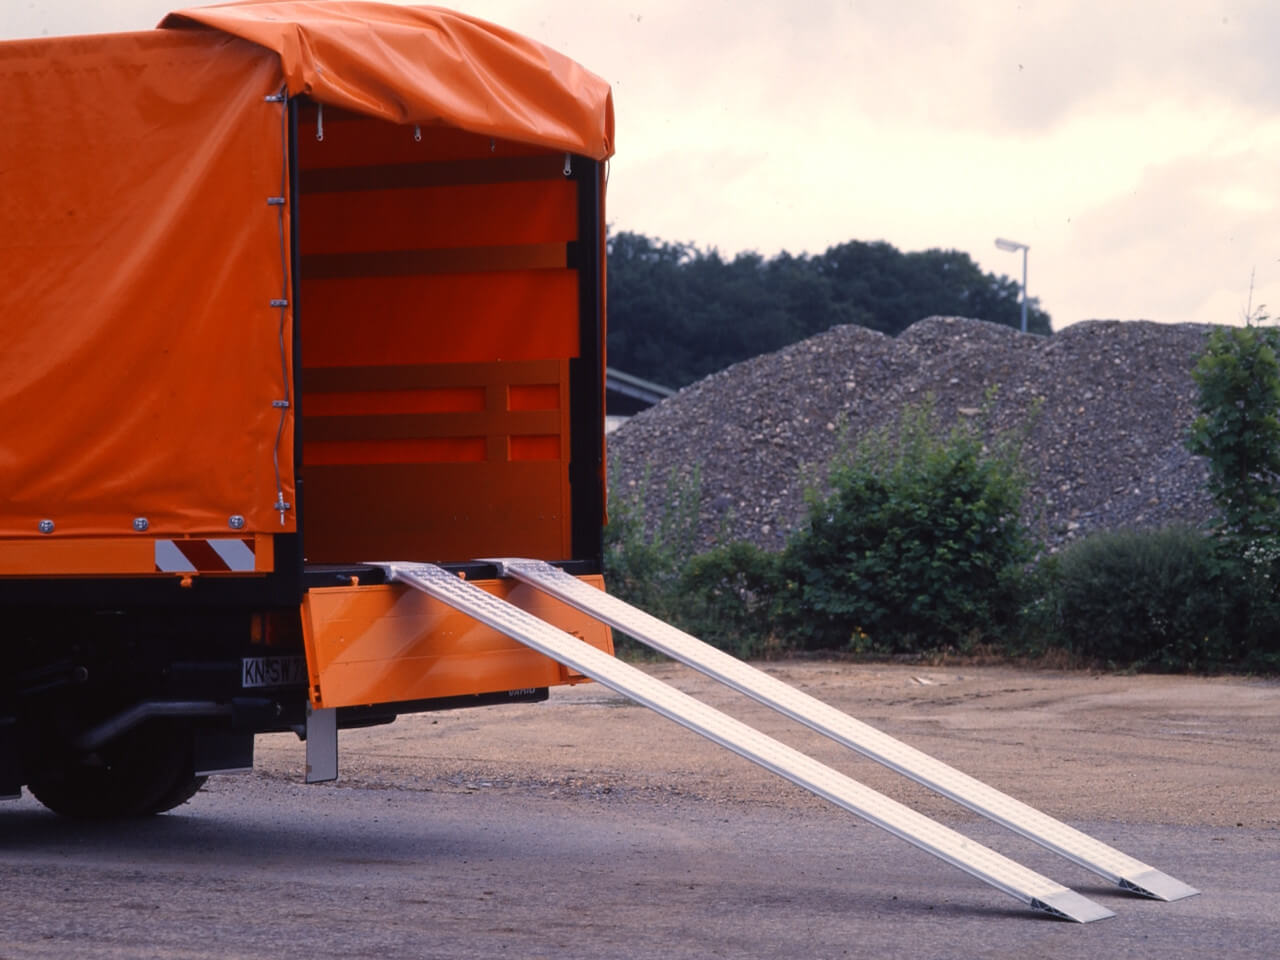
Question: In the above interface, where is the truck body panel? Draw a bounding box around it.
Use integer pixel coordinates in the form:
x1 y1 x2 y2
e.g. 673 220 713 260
0 2 615 810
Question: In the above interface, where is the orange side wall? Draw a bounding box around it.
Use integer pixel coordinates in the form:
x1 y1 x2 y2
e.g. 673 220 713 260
297 109 582 564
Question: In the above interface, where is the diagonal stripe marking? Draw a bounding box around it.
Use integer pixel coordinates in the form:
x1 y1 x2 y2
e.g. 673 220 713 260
154 540 197 573
209 539 256 572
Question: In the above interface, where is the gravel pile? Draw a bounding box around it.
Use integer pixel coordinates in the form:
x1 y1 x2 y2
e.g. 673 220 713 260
606 316 1216 552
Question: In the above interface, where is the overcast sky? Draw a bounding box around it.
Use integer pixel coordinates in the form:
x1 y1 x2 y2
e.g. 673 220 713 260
6 1 1277 331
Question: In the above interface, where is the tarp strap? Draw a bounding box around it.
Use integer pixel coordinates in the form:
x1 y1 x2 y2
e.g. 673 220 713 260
269 85 293 525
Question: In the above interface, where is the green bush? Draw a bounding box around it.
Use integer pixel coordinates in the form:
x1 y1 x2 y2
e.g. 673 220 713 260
1218 534 1280 671
604 467 784 658
602 468 703 648
1177 317 1280 671
777 399 1033 655
1187 321 1280 538
1032 524 1280 671
674 542 782 657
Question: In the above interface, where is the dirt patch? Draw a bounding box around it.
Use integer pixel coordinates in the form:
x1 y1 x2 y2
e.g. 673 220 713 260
257 662 1279 830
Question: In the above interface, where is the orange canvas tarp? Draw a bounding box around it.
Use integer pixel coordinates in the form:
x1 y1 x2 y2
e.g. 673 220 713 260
161 2 615 161
0 3 612 544
0 29 293 540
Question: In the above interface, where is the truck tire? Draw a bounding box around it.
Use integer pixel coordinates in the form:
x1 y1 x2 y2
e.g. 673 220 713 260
27 722 206 819
143 771 208 815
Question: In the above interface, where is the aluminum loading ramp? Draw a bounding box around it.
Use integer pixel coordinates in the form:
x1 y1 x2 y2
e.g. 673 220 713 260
377 562 1112 923
488 557 1198 904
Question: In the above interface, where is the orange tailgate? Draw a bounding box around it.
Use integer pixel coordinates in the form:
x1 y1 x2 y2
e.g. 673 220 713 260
301 575 613 709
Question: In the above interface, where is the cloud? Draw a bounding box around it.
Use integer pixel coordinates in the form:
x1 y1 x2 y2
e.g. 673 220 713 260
707 1 1280 136
1 0 172 38
1062 138 1280 325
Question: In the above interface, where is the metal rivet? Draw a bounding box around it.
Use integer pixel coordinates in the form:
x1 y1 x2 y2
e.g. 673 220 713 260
229 515 246 530
133 517 149 532
38 519 54 534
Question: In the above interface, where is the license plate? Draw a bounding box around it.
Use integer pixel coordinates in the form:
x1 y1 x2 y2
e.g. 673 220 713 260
241 655 308 689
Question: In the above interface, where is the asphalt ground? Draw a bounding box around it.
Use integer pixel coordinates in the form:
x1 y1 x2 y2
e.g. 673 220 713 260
1 663 1276 959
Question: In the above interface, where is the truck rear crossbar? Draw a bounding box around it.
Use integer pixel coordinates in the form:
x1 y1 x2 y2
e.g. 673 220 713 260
376 561 1117 922
487 557 1199 905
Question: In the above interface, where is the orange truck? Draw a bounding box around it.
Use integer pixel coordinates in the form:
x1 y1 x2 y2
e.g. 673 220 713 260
0 2 616 817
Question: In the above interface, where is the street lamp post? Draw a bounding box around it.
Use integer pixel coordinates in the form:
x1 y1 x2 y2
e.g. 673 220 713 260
994 238 1029 333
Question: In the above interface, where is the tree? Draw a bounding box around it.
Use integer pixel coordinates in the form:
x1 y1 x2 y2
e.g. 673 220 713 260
812 242 1051 336
606 231 1052 388
1178 316 1280 670
1186 320 1280 537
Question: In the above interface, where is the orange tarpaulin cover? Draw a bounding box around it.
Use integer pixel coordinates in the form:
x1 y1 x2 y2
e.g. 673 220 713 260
0 4 612 544
161 3 614 160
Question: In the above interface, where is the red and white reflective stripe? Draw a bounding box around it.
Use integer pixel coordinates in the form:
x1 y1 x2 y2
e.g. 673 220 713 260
154 538 256 572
